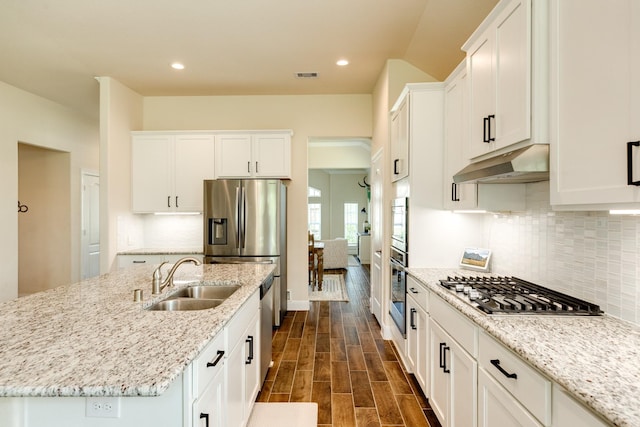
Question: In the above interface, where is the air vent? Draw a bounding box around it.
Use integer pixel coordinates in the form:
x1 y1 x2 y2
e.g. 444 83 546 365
295 72 319 79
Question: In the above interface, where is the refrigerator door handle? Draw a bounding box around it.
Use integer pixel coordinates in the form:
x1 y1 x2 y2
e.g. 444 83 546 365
235 186 242 249
241 186 247 249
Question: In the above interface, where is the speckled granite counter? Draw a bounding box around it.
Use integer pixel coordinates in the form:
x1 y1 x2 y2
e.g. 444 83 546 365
0 263 274 398
408 268 640 427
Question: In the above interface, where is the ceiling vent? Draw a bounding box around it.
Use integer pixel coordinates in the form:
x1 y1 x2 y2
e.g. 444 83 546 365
295 72 319 79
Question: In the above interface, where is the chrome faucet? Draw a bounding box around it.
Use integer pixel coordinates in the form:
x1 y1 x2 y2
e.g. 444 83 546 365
152 257 202 294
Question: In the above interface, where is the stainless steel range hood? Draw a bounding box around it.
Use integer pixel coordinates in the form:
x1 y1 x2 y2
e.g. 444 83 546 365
453 144 549 184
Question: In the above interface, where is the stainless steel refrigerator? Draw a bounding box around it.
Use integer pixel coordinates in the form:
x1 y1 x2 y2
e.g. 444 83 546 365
203 179 287 324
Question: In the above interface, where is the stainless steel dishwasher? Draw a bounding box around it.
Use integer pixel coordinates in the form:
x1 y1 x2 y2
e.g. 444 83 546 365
259 274 274 385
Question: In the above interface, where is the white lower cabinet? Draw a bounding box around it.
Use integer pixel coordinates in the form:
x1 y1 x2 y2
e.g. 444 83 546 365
430 318 477 427
406 276 429 391
552 385 607 427
194 366 225 427
478 368 543 427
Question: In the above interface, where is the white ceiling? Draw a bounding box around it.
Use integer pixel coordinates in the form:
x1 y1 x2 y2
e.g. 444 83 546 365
0 0 498 118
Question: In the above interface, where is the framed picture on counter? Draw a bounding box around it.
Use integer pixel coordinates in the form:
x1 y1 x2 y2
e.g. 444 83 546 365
460 247 491 271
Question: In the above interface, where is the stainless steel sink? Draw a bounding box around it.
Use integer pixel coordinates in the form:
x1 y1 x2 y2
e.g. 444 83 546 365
170 285 240 300
146 285 240 311
147 298 224 311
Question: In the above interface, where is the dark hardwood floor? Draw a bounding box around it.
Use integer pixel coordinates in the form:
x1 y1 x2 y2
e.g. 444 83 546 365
257 258 442 427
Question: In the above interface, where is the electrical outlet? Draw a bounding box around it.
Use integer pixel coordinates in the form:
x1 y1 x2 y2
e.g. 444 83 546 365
86 397 121 418
287 290 291 300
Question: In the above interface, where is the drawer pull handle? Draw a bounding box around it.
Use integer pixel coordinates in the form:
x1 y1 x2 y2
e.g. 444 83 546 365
409 308 417 330
206 350 225 367
246 335 254 364
409 287 418 294
490 359 517 379
439 342 446 369
443 345 450 373
200 412 209 427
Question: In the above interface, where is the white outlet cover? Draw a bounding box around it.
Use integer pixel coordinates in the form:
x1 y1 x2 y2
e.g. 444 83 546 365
86 397 121 418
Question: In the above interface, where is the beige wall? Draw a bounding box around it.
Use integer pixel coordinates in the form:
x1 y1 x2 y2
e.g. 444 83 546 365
98 77 144 273
142 94 372 305
18 144 71 294
0 80 99 302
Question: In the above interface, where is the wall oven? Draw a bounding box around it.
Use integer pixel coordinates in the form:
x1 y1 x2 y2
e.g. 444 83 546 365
389 246 407 337
391 197 408 252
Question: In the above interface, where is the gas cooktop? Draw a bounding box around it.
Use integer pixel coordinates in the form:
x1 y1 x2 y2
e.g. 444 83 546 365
439 276 603 315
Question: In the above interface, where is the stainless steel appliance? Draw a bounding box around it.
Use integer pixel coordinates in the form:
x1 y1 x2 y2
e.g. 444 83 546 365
203 179 287 328
389 247 407 336
439 276 602 315
391 197 408 252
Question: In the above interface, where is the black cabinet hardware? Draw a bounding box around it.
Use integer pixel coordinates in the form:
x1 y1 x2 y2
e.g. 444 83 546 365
393 159 400 175
248 161 251 173
409 287 418 294
439 342 446 369
627 141 640 185
255 161 259 174
410 308 417 330
132 260 146 264
483 116 490 143
200 413 209 427
488 114 495 142
490 359 518 379
451 183 460 202
206 350 225 368
167 196 171 208
175 196 179 208
245 335 254 364
443 345 450 373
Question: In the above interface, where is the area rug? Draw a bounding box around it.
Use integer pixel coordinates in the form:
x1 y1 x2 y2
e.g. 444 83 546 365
309 274 349 301
248 402 318 427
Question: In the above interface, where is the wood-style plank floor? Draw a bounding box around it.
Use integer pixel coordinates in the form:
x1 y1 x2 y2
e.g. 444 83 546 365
257 259 442 427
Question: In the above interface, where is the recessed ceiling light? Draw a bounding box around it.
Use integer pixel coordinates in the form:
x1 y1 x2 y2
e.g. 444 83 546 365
336 59 349 66
171 62 185 70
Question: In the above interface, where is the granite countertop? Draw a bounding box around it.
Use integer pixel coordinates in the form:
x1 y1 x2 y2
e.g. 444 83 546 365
117 248 203 255
0 262 274 398
407 268 640 427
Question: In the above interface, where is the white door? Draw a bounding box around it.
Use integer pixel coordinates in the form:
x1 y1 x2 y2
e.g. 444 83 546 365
370 149 383 322
81 172 100 279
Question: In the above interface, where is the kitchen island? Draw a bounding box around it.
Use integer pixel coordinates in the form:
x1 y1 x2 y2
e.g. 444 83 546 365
408 268 640 427
0 262 274 426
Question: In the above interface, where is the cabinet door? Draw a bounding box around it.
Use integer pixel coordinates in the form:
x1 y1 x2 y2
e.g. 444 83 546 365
550 0 640 206
132 135 172 213
244 311 261 410
430 320 450 426
449 336 476 427
194 367 225 427
493 0 531 151
414 305 429 392
467 0 531 159
552 385 608 427
406 296 419 374
226 338 244 427
468 33 495 159
253 134 291 178
478 368 542 427
444 66 478 209
215 134 252 178
390 96 409 182
174 134 215 212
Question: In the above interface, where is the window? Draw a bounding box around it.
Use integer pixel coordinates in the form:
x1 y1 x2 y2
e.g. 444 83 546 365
344 203 358 245
308 203 321 239
308 186 321 197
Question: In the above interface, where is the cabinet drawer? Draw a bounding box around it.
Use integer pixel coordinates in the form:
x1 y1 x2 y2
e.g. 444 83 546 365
226 291 260 351
193 331 226 397
430 294 477 356
479 331 551 425
407 276 429 312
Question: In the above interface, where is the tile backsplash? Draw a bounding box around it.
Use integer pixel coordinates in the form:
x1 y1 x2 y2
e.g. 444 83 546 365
485 182 640 326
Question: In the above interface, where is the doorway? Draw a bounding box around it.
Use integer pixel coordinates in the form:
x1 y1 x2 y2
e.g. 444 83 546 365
18 143 71 296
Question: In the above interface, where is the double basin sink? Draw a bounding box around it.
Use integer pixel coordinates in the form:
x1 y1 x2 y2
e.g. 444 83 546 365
147 285 240 311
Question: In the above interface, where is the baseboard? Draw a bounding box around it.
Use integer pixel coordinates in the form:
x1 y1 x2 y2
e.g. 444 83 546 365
287 299 310 311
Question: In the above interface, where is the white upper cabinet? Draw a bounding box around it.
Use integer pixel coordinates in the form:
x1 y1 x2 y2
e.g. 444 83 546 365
131 132 215 213
464 0 547 160
550 0 640 208
390 95 410 182
214 131 291 179
444 62 478 210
